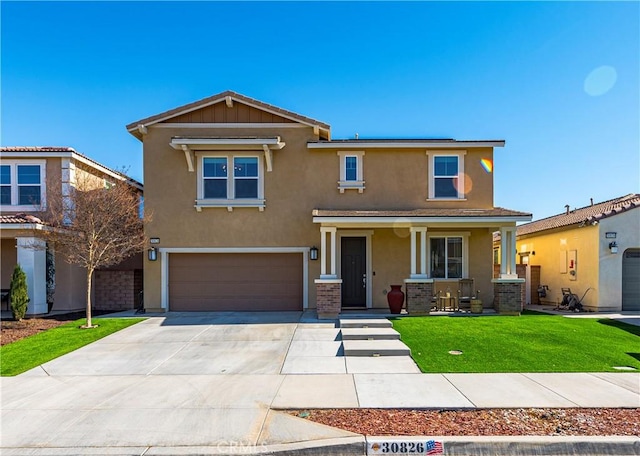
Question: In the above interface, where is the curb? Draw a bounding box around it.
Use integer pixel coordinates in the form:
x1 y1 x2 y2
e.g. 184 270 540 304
5 436 638 456
366 435 640 456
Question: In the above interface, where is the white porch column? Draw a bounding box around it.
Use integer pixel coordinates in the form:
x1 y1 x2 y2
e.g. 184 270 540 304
420 228 427 276
330 228 337 276
410 227 428 279
320 228 327 276
410 228 417 276
500 227 518 279
320 227 337 279
16 237 47 315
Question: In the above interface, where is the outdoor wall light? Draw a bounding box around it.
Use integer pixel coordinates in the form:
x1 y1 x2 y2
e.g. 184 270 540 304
148 247 158 261
310 246 319 261
609 241 618 254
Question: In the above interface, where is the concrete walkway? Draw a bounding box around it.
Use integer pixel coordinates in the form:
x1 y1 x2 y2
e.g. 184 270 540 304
1 311 639 455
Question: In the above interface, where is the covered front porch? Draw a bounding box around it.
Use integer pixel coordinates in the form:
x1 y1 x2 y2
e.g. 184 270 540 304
311 208 531 318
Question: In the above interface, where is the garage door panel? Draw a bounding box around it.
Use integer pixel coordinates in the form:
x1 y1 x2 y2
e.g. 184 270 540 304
169 253 303 312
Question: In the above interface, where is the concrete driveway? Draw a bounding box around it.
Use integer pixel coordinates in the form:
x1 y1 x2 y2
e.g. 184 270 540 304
2 311 639 455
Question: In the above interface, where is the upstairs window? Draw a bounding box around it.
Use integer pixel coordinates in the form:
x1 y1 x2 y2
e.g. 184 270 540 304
338 151 365 193
203 157 228 199
345 156 358 181
233 157 258 199
197 155 264 211
427 152 466 200
0 161 45 209
434 156 458 198
0 165 10 205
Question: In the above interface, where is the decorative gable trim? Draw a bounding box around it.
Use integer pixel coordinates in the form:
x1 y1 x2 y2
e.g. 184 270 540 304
127 90 331 140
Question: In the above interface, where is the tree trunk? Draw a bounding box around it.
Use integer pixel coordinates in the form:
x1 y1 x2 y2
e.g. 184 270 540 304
85 268 94 328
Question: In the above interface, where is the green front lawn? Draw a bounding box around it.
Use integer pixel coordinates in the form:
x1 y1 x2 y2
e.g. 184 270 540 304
392 312 640 373
0 318 145 376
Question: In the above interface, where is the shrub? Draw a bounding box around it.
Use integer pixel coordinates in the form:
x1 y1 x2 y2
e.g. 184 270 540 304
9 265 29 321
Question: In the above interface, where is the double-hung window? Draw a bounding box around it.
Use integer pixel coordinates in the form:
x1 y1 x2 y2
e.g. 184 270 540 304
203 158 228 199
233 157 258 199
0 161 46 209
198 155 263 210
430 235 465 279
337 151 365 193
427 152 465 200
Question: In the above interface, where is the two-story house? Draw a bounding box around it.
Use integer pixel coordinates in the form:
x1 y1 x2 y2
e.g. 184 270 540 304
0 147 143 315
127 91 531 317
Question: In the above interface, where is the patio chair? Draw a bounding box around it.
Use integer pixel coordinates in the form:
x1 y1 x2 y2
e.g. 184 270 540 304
430 289 441 311
457 279 477 310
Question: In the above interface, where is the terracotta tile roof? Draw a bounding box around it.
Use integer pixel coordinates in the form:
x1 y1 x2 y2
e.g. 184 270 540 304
313 207 531 218
0 213 44 225
517 194 640 236
126 90 331 132
1 146 76 153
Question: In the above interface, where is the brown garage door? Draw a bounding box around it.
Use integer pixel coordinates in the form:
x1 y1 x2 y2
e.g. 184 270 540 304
169 253 303 311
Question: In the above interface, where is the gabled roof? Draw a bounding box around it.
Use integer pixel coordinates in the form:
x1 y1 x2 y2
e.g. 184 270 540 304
517 194 640 237
0 146 143 190
126 90 331 140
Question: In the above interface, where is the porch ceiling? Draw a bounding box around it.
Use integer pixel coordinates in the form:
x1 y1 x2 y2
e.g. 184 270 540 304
312 208 532 228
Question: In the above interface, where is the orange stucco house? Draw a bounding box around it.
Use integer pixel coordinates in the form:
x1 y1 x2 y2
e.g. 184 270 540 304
127 91 531 317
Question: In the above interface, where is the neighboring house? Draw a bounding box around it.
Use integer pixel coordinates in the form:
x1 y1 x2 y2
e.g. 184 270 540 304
496 194 640 312
127 90 531 317
0 146 143 315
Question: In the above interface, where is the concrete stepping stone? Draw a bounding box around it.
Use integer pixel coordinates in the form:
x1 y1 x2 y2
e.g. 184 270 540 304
338 318 392 329
342 340 410 357
340 327 400 340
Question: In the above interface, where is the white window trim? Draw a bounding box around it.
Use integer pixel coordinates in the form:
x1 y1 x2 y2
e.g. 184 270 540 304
337 151 365 193
427 232 470 279
0 160 47 211
426 150 467 200
195 153 265 212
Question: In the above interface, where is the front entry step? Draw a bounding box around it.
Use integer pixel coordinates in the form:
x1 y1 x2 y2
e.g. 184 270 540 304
339 318 392 329
342 340 411 357
340 327 400 340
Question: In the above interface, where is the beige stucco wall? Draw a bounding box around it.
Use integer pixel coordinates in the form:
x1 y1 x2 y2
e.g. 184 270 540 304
51 254 87 312
142 123 499 310
598 208 640 310
1 238 18 289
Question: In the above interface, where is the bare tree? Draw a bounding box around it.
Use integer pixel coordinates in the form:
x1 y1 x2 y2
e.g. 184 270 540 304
35 171 147 328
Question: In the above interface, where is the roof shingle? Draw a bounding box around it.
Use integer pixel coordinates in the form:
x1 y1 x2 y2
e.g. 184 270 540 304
313 207 531 218
0 213 44 225
517 194 640 236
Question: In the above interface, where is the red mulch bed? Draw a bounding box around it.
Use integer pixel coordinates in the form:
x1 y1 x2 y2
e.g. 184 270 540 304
290 408 640 436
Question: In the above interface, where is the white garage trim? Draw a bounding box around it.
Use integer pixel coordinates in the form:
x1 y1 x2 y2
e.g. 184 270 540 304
159 247 309 311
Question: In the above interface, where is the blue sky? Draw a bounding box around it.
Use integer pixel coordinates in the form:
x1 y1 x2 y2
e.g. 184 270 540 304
2 1 638 220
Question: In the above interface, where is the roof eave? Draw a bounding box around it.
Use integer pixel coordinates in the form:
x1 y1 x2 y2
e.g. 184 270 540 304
313 215 532 226
307 140 506 149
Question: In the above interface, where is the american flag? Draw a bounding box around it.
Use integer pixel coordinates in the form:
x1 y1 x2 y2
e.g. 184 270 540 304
426 439 444 455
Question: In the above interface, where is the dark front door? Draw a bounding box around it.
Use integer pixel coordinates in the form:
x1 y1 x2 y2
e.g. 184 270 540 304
341 237 366 307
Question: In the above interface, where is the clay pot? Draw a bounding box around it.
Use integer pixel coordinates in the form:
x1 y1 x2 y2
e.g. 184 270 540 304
387 285 405 314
